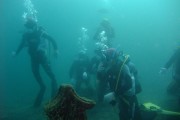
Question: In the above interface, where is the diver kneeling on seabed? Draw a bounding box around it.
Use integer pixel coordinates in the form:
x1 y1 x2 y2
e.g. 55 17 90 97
100 48 180 120
97 48 142 120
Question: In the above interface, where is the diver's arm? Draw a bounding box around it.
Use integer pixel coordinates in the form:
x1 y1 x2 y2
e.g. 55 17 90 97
97 62 106 81
15 34 26 55
120 65 133 95
43 33 59 58
128 62 138 78
160 50 179 74
164 49 179 69
43 33 58 51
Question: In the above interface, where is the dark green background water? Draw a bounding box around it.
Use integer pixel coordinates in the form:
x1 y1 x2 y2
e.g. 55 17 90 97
1 0 180 119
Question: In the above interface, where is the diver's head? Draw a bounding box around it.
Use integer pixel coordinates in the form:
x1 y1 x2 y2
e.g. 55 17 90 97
104 48 119 61
24 17 37 29
78 49 87 58
103 48 122 66
101 18 110 28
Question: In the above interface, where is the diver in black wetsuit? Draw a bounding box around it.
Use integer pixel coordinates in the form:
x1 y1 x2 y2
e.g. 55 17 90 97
12 18 59 107
97 48 142 120
160 48 180 105
69 50 93 96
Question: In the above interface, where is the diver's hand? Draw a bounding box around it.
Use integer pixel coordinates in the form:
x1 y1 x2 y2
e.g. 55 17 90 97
104 92 116 105
12 51 17 57
125 89 135 96
97 62 105 72
159 67 168 74
82 72 88 80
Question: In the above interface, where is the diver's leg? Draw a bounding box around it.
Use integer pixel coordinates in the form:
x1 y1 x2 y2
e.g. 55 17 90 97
41 57 58 98
167 73 180 95
167 80 179 95
118 97 129 120
97 80 106 103
31 59 46 107
75 78 81 93
84 78 94 97
133 96 142 120
167 81 176 94
119 96 137 120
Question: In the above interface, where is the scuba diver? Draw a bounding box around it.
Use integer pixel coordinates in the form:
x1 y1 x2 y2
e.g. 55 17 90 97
89 42 108 74
12 17 59 107
160 47 180 106
88 43 109 103
69 50 93 96
97 48 142 120
93 18 115 47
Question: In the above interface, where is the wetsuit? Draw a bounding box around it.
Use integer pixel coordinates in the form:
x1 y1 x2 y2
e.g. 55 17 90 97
164 48 180 94
69 53 92 95
89 55 102 74
16 27 58 107
97 59 142 120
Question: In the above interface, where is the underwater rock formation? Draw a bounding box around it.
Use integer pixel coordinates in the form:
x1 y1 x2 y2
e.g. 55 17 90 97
45 84 96 120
